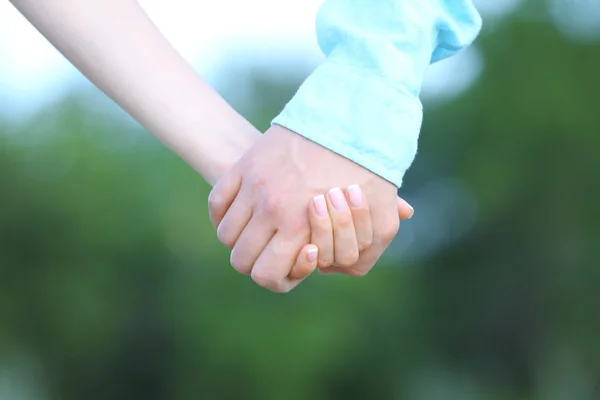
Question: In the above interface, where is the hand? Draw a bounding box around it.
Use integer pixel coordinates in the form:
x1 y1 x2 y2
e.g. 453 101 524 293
315 195 414 275
289 187 414 280
208 124 403 293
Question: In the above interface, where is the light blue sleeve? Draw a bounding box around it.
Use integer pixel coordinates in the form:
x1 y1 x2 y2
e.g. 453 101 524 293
271 0 482 187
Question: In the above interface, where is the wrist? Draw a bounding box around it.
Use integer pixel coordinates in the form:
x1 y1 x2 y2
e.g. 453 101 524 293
180 121 260 187
272 60 422 188
205 129 260 186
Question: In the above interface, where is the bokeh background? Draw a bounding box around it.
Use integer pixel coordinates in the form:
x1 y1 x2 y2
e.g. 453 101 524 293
1 0 600 399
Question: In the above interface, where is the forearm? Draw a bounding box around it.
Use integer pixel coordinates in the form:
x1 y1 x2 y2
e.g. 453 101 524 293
11 0 258 185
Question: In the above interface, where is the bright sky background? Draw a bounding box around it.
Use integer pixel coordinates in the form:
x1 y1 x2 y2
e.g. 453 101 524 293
0 0 536 119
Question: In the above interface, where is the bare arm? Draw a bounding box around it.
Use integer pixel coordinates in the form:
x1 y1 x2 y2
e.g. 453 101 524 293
10 0 259 185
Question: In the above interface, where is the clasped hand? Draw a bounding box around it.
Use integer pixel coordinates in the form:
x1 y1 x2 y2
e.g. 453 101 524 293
209 125 413 293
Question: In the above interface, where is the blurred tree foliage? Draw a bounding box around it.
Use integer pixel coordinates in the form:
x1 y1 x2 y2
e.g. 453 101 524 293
1 3 599 400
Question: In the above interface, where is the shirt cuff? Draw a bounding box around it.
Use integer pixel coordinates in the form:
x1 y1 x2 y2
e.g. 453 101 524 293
272 59 423 188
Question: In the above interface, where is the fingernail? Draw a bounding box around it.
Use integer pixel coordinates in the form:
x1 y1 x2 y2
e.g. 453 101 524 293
307 247 318 263
406 202 415 219
399 198 415 219
329 187 348 211
347 184 363 208
314 195 327 217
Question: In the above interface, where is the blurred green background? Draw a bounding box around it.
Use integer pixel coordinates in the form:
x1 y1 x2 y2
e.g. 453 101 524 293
1 1 600 399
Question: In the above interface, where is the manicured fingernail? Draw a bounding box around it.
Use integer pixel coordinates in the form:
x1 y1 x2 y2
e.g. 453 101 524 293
307 247 318 263
347 184 363 208
329 187 348 211
406 202 415 219
314 195 327 217
399 198 414 219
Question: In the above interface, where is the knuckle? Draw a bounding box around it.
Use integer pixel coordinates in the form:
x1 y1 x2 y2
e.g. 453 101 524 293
251 270 275 290
216 226 235 249
230 250 251 275
259 193 282 217
336 215 354 230
314 220 332 235
336 251 360 268
358 237 373 252
208 189 225 213
249 173 268 189
250 270 269 287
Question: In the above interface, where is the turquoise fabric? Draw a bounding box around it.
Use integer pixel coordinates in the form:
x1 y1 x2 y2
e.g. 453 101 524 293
272 0 482 187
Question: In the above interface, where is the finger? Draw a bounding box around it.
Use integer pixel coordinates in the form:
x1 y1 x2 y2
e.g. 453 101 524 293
208 168 242 229
318 240 382 277
346 184 373 252
288 244 318 280
230 216 277 275
308 194 334 267
320 195 410 274
397 196 414 220
327 187 359 268
216 193 253 249
320 199 399 277
251 230 309 293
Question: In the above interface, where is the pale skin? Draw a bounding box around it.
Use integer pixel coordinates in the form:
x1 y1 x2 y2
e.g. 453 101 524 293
291 187 414 280
11 0 414 291
209 126 405 292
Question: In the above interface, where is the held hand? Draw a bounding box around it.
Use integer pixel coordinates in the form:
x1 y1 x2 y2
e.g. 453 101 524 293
209 124 402 293
289 189 414 280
